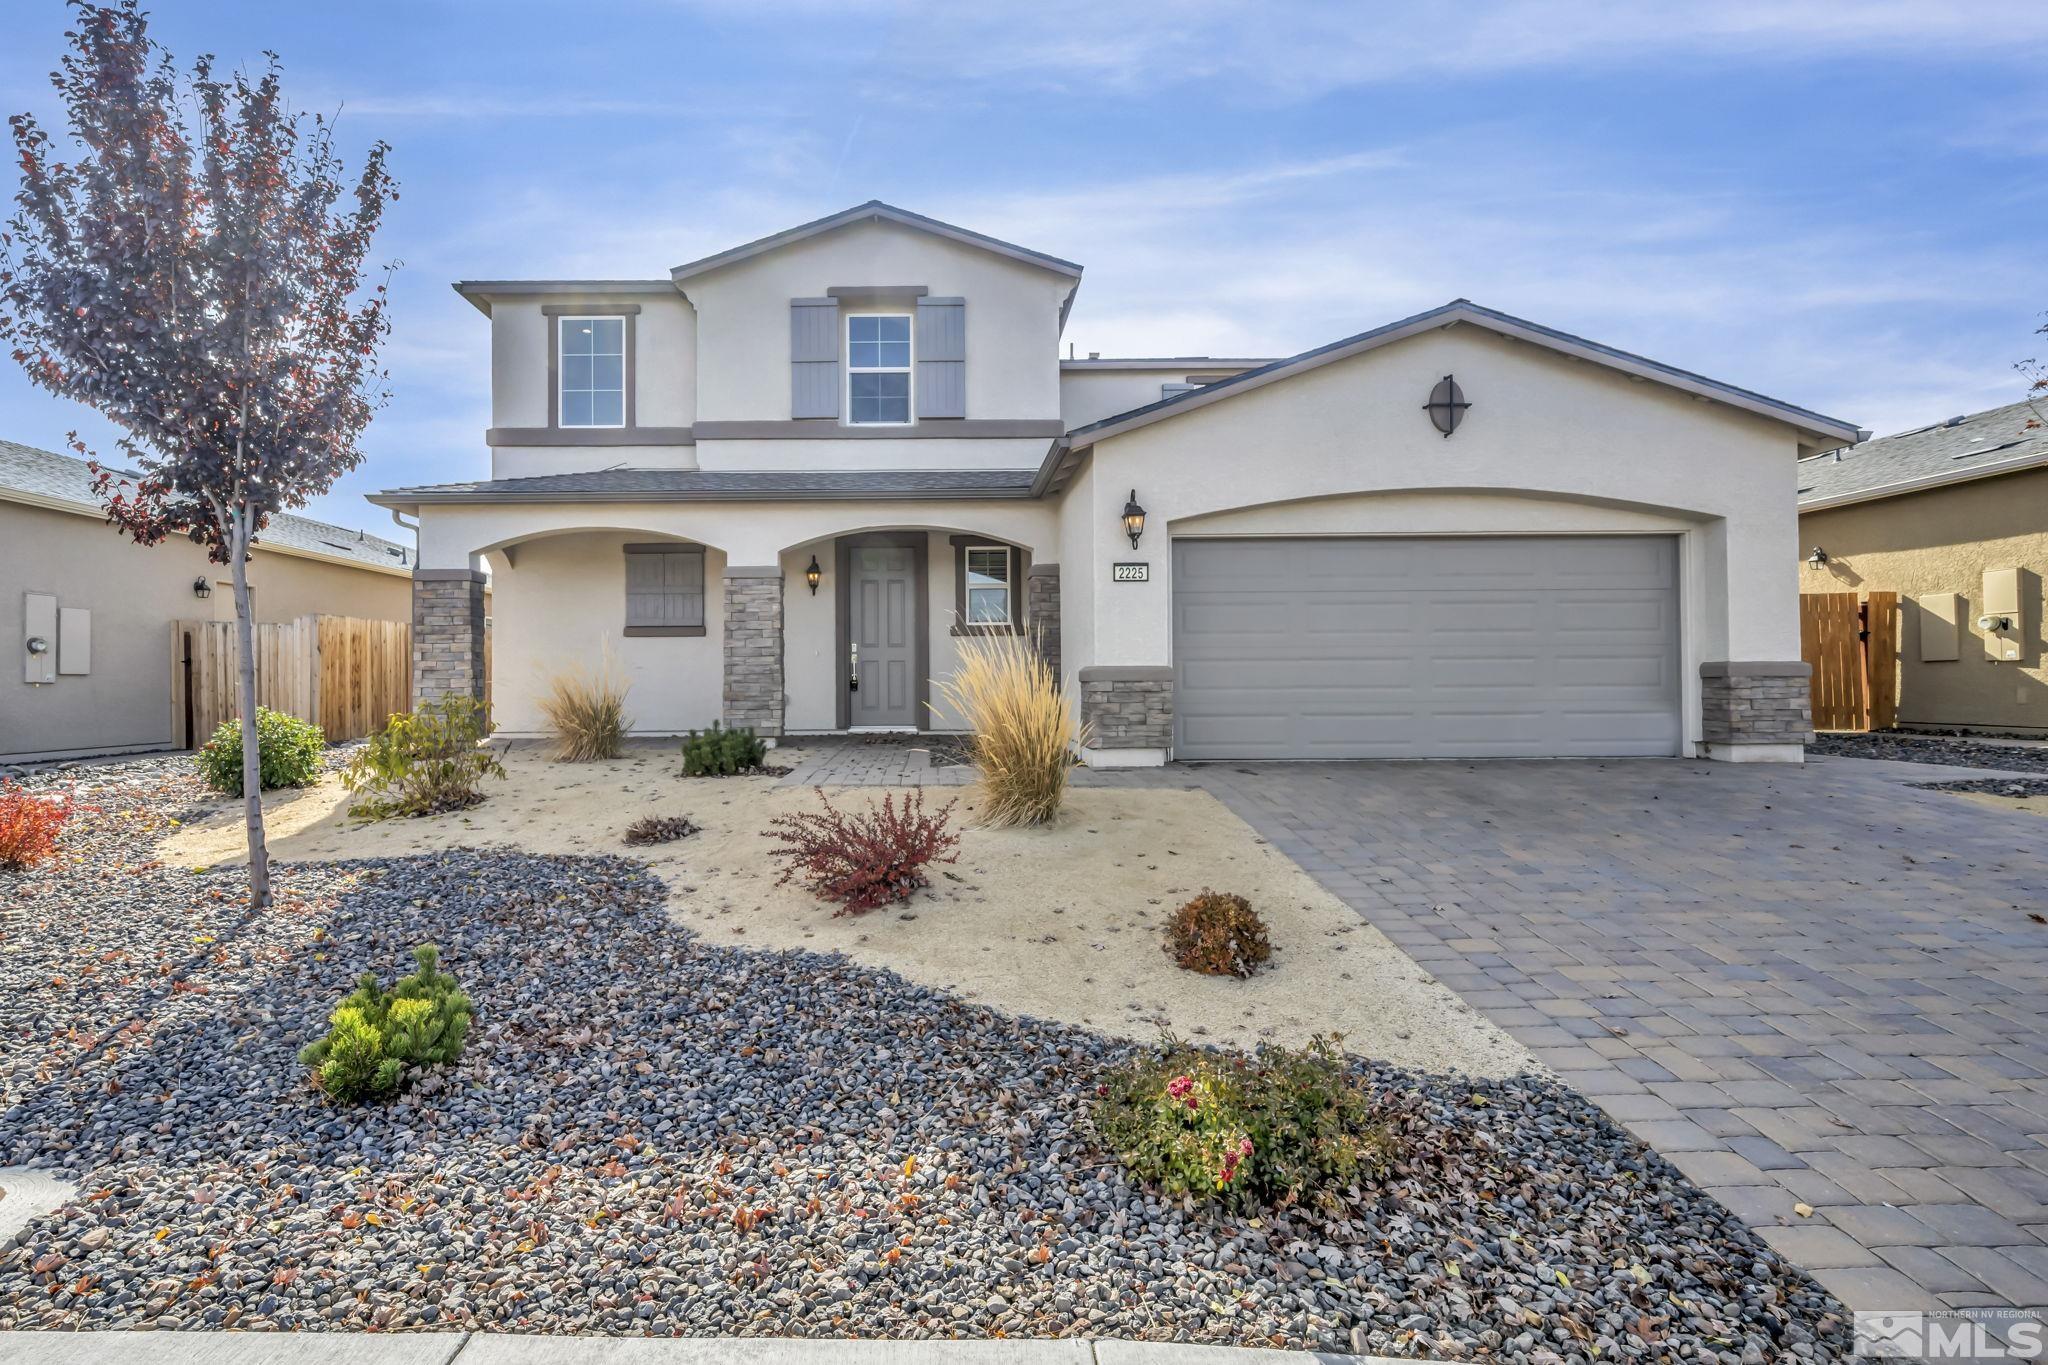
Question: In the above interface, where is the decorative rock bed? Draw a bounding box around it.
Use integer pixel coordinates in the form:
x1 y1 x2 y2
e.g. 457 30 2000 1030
0 758 1852 1359
1809 731 2048 773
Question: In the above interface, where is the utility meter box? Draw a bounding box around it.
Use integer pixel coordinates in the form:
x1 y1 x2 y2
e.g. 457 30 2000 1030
1981 567 2025 662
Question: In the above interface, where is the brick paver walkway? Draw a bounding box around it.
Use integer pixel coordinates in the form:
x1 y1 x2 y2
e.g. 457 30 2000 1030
1192 753 2048 1331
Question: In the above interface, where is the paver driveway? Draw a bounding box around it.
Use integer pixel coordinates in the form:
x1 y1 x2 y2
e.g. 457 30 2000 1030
1191 754 2048 1326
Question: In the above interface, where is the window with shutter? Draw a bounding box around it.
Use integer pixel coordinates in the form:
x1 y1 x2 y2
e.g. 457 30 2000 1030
790 298 840 419
623 544 706 636
916 296 965 419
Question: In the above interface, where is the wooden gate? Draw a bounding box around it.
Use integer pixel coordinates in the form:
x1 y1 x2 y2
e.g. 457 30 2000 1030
1799 591 1897 732
173 615 411 746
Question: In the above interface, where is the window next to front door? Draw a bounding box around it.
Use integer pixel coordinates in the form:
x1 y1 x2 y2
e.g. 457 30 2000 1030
847 313 911 424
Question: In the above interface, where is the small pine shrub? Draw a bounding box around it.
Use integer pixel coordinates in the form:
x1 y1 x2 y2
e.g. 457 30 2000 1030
930 628 1085 827
343 696 505 821
300 944 473 1104
0 783 71 870
681 721 768 776
195 707 326 796
624 813 699 846
1094 1036 1395 1212
539 655 631 761
1166 890 1272 978
762 787 960 914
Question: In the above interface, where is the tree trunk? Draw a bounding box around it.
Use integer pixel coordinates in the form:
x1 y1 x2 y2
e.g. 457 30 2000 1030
231 511 272 910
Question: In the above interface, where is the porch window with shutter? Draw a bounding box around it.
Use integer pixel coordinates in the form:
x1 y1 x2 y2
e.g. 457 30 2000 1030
623 544 706 636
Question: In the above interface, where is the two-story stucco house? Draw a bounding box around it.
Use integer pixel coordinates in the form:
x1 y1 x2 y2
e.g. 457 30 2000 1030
371 200 1863 765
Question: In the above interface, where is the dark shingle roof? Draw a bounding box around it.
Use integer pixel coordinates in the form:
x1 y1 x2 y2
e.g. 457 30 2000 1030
370 467 1040 506
1798 400 2048 509
0 438 413 572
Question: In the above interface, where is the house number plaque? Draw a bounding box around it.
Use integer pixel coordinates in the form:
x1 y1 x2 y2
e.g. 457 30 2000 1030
1112 562 1150 583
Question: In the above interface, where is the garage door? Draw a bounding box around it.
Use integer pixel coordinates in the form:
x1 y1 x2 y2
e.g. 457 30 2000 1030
1173 536 1681 760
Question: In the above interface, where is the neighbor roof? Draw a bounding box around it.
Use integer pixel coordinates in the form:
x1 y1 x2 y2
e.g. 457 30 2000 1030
0 438 414 574
668 201 1084 283
1797 400 2048 511
369 467 1039 510
1046 299 1864 493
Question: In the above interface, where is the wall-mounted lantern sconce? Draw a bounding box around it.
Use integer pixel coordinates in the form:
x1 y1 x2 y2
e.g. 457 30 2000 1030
1806 546 1829 567
804 555 823 595
192 576 213 599
1121 490 1147 550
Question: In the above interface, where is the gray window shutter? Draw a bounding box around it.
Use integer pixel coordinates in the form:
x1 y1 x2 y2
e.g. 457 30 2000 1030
790 298 839 419
916 296 965 419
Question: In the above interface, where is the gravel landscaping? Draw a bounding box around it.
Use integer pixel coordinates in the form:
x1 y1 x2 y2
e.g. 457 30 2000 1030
0 756 1854 1359
1808 731 2048 772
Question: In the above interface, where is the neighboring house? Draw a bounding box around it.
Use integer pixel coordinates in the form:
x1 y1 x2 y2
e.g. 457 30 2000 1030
371 199 1860 765
1797 400 2048 735
3 439 415 763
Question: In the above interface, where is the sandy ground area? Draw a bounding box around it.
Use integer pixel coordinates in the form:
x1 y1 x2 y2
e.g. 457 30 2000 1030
157 741 1531 1076
1950 791 2048 820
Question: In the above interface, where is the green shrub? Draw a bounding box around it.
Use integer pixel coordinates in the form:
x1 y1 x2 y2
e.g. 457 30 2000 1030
1094 1036 1395 1212
343 696 505 820
682 721 768 776
195 707 326 796
1166 890 1272 978
300 944 472 1104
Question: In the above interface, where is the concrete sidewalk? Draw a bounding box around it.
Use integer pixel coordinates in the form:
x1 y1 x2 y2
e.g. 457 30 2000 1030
0 1334 1378 1364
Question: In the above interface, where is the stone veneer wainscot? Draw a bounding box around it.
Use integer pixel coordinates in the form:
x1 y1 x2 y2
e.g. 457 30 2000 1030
723 566 786 737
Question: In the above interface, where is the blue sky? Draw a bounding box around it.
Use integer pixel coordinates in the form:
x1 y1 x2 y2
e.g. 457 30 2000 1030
3 0 2047 537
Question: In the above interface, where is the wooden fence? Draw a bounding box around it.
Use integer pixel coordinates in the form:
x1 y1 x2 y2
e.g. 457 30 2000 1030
173 615 411 746
1799 591 1898 732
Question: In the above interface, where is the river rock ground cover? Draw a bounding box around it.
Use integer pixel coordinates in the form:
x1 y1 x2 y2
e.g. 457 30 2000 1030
0 755 1854 1360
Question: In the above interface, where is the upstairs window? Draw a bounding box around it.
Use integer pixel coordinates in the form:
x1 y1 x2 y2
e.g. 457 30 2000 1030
847 313 911 424
560 316 625 428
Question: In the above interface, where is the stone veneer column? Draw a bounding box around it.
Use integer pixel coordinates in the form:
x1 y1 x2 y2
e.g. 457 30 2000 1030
722 566 785 737
412 569 487 705
1078 665 1173 766
1025 562 1061 681
1699 661 1812 761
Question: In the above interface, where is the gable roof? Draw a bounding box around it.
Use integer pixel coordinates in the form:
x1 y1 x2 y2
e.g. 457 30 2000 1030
669 200 1084 283
1797 400 2048 511
1050 300 1864 484
0 438 414 574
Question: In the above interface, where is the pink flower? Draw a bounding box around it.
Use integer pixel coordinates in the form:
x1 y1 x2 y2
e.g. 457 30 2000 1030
1184 1095 1200 1112
1166 1074 1194 1100
1237 1138 1253 1157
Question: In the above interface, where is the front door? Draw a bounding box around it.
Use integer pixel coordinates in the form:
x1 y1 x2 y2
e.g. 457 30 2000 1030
846 540 922 728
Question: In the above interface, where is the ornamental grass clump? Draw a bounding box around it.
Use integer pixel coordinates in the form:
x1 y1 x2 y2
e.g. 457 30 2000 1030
763 787 960 914
299 944 472 1104
195 707 325 796
539 653 632 761
1166 889 1272 978
1095 1036 1396 1213
930 628 1085 827
0 783 70 870
343 696 505 820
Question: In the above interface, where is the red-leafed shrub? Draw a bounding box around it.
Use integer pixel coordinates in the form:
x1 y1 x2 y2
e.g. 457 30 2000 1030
0 783 71 871
763 788 960 914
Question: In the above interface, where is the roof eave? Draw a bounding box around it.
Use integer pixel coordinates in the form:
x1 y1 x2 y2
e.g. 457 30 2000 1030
368 486 1038 508
1799 448 2048 513
451 279 678 317
669 200 1084 284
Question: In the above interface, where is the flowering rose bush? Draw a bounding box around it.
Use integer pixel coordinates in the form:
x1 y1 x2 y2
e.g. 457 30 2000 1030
1094 1036 1396 1211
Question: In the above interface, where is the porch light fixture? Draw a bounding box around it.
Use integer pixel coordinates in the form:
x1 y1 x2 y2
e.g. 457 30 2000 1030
804 554 822 595
1121 490 1147 550
1424 374 1470 437
191 576 213 599
1806 546 1829 567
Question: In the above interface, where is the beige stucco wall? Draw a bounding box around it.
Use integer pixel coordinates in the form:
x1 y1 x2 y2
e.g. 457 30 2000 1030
1058 365 1259 430
1060 322 1810 755
2 499 412 761
1798 467 2048 733
684 219 1071 425
692 436 1049 474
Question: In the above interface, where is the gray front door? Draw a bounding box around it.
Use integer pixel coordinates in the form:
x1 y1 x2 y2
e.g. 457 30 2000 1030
1173 535 1682 760
847 542 921 728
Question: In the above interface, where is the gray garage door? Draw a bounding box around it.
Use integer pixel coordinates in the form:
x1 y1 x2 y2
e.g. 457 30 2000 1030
1173 536 1681 760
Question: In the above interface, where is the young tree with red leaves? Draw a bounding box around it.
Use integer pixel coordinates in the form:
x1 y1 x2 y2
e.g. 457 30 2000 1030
0 1 397 909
